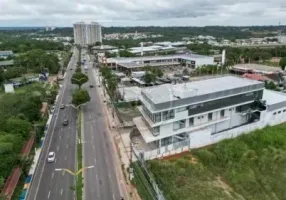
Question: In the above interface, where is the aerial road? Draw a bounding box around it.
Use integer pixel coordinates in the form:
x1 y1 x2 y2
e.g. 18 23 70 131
81 51 123 200
26 48 78 200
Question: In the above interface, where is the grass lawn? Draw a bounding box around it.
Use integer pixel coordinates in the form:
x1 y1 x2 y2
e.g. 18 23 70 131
147 123 286 200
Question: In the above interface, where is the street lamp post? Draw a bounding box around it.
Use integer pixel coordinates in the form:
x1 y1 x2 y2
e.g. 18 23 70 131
54 166 94 198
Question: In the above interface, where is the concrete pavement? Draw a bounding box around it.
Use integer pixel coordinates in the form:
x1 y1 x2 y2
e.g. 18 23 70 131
26 49 78 200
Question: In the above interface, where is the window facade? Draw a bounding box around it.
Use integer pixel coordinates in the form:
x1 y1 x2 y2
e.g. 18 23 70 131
153 126 160 135
176 107 187 113
162 110 175 121
208 113 213 121
173 119 186 131
189 118 194 126
220 110 225 118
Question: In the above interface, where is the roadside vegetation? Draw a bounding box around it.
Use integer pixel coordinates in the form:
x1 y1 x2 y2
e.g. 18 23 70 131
147 123 286 200
0 83 54 198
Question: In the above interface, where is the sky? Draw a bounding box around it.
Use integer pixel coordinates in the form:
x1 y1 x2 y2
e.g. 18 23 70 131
1 0 286 27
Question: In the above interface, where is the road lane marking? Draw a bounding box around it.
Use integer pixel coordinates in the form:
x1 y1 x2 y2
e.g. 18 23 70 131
56 146 59 151
48 191 50 198
60 189 63 195
69 126 71 129
64 156 67 160
61 128 63 131
113 194 115 200
94 158 96 164
55 158 57 163
66 144 68 148
109 173 111 178
93 144 95 149
52 172 54 179
59 135 62 140
67 134 69 138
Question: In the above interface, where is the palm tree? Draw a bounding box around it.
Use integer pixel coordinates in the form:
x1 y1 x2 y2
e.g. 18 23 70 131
107 75 118 100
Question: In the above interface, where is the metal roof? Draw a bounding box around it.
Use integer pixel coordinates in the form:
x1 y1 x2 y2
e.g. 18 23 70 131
106 53 213 64
141 76 264 111
0 60 14 66
0 50 13 55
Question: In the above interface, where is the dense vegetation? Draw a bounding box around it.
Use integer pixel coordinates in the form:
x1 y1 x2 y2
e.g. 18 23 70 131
0 38 65 53
148 123 286 200
0 83 56 192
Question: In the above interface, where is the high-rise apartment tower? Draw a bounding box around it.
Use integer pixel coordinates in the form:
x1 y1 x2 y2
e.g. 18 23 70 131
73 22 102 47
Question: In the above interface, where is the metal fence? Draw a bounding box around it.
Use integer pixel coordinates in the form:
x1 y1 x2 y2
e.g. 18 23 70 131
131 145 166 200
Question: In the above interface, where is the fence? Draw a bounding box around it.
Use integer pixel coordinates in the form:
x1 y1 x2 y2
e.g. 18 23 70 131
141 139 190 160
132 146 166 200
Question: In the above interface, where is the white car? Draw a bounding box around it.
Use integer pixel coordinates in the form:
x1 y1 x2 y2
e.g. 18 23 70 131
47 152 55 163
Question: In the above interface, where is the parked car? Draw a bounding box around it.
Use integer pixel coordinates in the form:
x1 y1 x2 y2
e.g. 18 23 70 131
89 84 94 88
60 104 65 109
63 119 69 126
47 152 55 163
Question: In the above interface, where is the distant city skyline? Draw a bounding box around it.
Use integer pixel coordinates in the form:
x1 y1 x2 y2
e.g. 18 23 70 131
1 0 286 27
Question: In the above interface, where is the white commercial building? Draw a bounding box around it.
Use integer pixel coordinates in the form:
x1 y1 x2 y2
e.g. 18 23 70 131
132 76 286 160
101 54 214 75
73 22 102 47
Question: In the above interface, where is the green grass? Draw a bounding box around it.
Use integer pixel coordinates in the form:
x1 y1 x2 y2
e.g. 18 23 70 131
147 123 286 200
76 109 83 200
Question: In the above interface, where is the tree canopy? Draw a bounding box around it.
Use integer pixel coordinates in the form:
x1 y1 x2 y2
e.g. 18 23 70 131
71 73 89 89
72 89 90 106
279 57 286 71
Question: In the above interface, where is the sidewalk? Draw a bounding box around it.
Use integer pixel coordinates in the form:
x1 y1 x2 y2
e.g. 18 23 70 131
93 69 141 200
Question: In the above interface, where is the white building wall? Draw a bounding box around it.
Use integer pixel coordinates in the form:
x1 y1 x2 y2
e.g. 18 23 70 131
194 57 215 67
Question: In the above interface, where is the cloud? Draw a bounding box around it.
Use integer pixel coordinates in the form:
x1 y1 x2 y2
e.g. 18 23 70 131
0 0 286 26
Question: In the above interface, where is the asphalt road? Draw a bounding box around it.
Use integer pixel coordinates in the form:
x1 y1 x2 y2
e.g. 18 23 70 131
81 52 122 200
26 48 78 200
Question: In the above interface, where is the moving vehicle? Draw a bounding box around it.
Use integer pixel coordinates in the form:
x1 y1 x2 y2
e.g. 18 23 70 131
60 104 65 109
89 84 94 88
47 152 55 162
63 119 69 126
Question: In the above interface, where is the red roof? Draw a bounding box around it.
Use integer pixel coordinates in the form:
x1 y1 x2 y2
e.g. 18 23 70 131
242 73 270 81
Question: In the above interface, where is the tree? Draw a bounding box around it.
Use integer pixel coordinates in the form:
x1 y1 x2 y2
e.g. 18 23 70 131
182 68 189 75
119 50 134 57
279 57 286 71
72 89 90 106
6 117 31 139
144 72 156 84
71 73 89 89
107 76 118 100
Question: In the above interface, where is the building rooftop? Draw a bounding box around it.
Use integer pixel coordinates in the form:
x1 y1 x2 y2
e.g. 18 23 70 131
142 76 264 105
233 64 282 73
0 50 13 54
119 61 180 69
0 60 14 66
106 53 213 64
263 89 286 106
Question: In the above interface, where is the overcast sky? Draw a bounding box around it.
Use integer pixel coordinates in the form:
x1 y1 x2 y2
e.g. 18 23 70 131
1 0 286 27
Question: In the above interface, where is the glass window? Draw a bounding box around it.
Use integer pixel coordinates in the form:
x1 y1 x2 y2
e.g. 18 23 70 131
153 126 160 134
162 110 175 121
173 120 186 131
208 113 213 121
154 113 161 122
220 110 225 118
189 118 194 126
176 107 186 113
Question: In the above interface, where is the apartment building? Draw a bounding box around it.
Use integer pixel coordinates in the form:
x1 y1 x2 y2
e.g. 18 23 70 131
73 22 102 47
132 76 286 160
